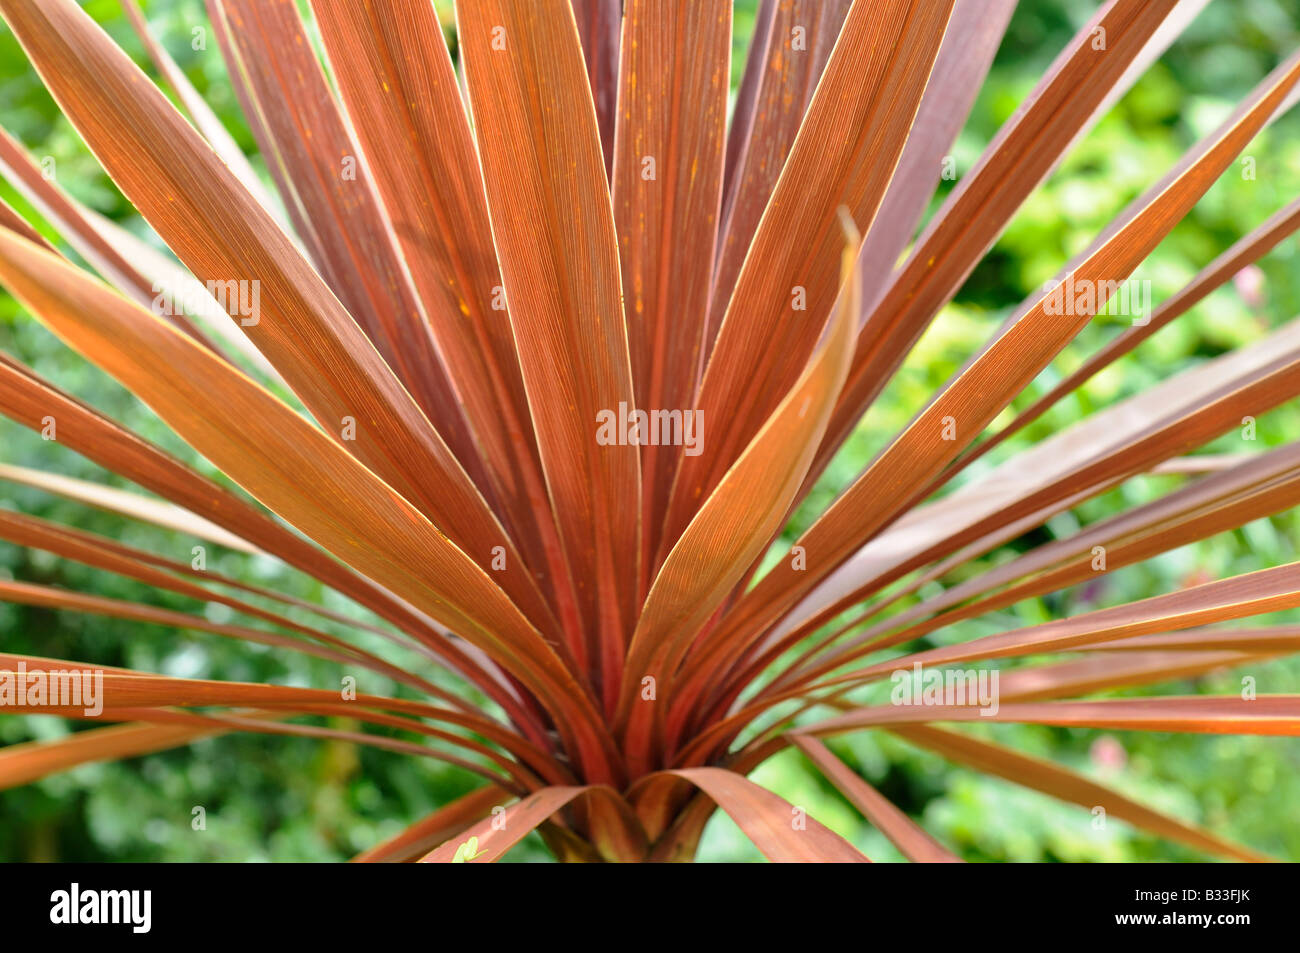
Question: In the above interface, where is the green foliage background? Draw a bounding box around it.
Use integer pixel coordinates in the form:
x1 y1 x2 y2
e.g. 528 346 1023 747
0 0 1297 861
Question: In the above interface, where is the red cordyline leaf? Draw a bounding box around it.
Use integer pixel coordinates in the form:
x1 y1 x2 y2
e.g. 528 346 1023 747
631 767 869 863
0 0 1297 863
0 721 227 792
621 220 862 772
0 229 618 781
419 785 648 863
0 577 413 688
305 0 575 633
206 0 497 504
457 0 640 711
0 126 212 347
772 438 1300 693
766 293 1300 684
0 359 503 665
353 785 508 863
0 0 567 648
708 0 852 363
612 0 730 581
672 559 1300 769
570 0 620 179
813 696 1300 737
883 726 1273 863
660 0 956 560
790 735 959 862
117 0 281 219
678 48 1300 728
809 0 1190 483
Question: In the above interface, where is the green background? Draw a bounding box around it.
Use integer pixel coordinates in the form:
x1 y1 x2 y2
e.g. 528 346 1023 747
0 0 1297 861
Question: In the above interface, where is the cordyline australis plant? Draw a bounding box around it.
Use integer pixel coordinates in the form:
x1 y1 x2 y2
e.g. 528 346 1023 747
0 0 1298 863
